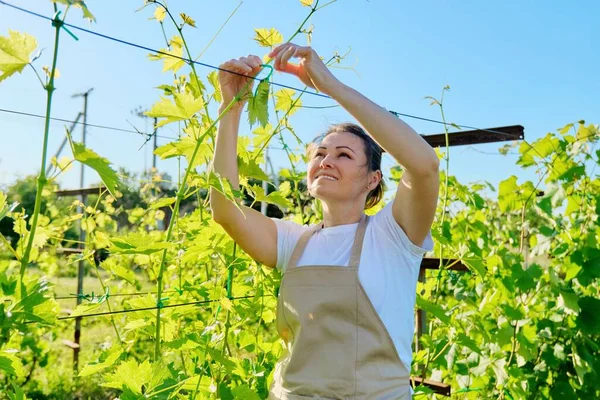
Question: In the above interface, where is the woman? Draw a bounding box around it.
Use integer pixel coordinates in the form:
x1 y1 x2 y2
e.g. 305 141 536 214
210 43 440 399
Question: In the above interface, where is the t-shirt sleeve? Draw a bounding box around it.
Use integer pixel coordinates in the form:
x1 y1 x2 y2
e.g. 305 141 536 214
270 218 308 272
372 201 434 258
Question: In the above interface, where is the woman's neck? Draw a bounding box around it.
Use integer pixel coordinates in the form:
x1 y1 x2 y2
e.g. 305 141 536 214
320 200 364 228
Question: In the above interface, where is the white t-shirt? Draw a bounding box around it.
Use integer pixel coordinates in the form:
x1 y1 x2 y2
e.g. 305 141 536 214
271 200 434 374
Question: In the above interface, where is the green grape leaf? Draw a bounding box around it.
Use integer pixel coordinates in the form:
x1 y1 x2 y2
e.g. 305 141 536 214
577 297 600 334
248 80 269 128
206 171 243 204
146 362 180 398
279 181 292 197
207 347 236 372
497 176 535 212
266 191 293 209
7 380 26 400
148 35 185 73
181 375 212 393
558 123 574 135
152 7 166 22
52 0 95 21
455 332 481 354
66 131 119 197
109 233 174 255
102 359 153 394
416 295 450 325
249 185 292 209
576 123 598 143
571 342 591 385
239 156 269 181
550 380 576 399
251 124 274 149
79 350 123 377
413 385 435 395
253 28 283 48
10 279 59 325
149 197 176 210
187 71 206 101
501 304 525 320
0 353 25 378
0 30 38 83
69 302 104 317
100 257 138 287
208 71 222 102
180 13 197 27
461 257 487 277
274 88 302 116
232 385 261 400
154 132 212 169
145 91 205 128
0 192 18 222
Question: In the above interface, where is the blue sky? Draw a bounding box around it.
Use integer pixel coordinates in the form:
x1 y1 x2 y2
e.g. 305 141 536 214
0 0 598 199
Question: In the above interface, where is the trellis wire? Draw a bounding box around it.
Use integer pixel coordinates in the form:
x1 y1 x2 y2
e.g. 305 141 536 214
0 0 519 137
24 294 266 324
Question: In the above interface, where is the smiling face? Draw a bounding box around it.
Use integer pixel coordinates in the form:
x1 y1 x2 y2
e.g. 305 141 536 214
307 131 380 206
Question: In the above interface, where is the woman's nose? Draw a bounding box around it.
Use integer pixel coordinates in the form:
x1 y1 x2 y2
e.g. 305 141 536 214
319 154 334 168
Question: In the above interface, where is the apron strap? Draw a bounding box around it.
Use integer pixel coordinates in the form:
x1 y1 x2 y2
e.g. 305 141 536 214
286 223 321 272
286 215 370 272
348 214 369 271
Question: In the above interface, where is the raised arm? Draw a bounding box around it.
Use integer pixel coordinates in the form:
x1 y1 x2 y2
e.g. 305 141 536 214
327 83 439 248
210 55 278 268
269 44 440 248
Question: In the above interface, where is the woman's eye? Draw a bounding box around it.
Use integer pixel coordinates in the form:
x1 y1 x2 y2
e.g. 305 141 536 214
339 153 350 158
314 153 324 158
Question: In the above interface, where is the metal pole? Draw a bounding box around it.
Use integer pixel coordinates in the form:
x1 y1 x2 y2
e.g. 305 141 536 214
45 112 82 176
71 88 93 372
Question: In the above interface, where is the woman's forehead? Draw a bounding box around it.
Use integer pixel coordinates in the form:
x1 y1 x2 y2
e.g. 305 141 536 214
319 131 362 148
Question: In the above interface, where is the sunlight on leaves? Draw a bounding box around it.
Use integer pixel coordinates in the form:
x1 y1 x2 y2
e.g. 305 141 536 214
0 30 38 83
253 28 283 48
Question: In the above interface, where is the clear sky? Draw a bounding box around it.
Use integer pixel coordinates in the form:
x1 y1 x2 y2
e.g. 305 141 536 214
0 0 598 198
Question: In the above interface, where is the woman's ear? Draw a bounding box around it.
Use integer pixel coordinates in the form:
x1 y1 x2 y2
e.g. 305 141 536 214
370 170 382 188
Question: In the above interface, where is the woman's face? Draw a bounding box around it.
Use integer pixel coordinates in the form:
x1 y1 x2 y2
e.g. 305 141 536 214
307 131 375 204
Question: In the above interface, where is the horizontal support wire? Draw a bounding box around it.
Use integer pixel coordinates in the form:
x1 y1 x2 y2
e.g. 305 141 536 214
0 107 292 151
24 294 263 324
0 0 519 137
0 107 175 140
54 289 180 300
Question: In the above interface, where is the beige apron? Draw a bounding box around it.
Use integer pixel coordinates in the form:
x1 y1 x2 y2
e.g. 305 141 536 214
269 215 411 400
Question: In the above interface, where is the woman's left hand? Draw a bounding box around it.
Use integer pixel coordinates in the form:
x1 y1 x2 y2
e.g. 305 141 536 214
268 43 342 96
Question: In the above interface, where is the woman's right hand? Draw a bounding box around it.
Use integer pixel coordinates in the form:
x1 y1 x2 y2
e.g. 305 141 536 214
218 55 263 111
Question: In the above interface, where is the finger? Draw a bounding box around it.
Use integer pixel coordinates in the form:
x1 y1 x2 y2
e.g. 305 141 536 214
280 62 301 76
239 56 256 70
268 43 289 60
279 45 296 69
293 46 313 59
248 55 262 69
222 59 252 75
275 44 294 70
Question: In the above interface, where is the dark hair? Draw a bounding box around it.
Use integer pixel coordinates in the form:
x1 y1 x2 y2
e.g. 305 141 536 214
307 122 386 209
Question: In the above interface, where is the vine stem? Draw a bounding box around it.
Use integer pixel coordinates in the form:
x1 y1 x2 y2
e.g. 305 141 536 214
271 95 305 223
152 0 325 361
19 3 62 297
153 84 249 361
221 243 237 357
153 1 215 139
420 87 451 382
